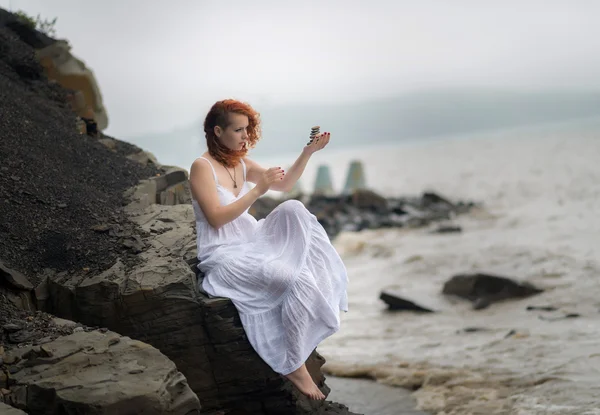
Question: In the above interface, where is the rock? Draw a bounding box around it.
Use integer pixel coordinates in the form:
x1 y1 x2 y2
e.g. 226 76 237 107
36 40 109 130
4 330 200 414
51 317 79 329
126 149 161 167
8 330 35 344
0 261 33 291
123 168 191 211
379 291 435 313
350 189 388 213
121 235 146 253
0 402 27 414
539 313 581 322
401 204 444 224
442 273 543 310
0 289 34 312
431 224 462 234
421 192 456 214
526 305 558 311
98 137 117 150
160 181 191 205
33 277 49 310
43 192 358 414
457 327 490 334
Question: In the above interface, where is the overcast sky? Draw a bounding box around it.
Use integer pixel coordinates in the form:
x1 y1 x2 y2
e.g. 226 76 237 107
2 0 600 137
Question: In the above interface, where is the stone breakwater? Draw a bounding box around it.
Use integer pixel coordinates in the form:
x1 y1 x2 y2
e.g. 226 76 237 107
250 190 476 239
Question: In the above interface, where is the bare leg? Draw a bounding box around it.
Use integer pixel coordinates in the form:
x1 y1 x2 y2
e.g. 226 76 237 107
284 364 326 400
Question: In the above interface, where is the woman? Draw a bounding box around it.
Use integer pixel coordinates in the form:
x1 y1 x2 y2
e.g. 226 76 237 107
189 99 348 400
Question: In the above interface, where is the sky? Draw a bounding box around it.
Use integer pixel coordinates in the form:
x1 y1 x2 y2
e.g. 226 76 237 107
2 0 600 138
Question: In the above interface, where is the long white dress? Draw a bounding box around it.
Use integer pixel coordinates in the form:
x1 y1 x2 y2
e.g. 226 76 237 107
192 157 349 375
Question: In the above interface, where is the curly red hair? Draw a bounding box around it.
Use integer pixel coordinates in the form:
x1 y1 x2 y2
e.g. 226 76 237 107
203 99 261 168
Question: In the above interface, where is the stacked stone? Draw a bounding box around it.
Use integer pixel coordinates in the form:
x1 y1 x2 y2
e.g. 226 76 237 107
307 125 320 145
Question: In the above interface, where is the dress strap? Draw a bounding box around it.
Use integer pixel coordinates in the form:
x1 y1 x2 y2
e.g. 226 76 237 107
240 159 247 182
197 157 219 185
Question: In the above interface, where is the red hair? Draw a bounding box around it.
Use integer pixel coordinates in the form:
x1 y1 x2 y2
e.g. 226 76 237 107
203 99 261 167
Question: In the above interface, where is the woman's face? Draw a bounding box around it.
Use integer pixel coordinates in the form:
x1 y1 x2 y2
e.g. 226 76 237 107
215 113 249 151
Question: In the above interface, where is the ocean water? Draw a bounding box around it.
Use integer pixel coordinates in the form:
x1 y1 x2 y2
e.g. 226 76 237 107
257 118 600 414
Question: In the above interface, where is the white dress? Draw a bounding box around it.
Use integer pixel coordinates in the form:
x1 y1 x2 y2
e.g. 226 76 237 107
192 157 349 375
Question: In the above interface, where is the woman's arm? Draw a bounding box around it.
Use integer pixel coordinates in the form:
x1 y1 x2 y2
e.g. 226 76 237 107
246 132 330 192
189 159 283 230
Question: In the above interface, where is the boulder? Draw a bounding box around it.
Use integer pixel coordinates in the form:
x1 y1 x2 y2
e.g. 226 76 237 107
442 273 543 310
350 189 387 213
36 40 109 130
430 224 462 234
3 330 200 414
43 190 358 414
127 149 162 167
379 290 435 313
0 262 34 312
0 261 33 291
124 168 191 210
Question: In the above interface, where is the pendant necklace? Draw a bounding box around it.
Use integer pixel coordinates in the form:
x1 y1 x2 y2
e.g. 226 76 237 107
224 165 237 188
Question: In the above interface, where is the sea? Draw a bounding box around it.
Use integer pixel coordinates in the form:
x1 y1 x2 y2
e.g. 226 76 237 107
252 117 600 414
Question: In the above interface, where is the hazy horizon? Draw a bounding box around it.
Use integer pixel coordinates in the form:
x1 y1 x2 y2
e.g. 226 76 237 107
122 89 600 169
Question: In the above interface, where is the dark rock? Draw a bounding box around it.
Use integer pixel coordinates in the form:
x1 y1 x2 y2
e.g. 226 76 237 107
422 191 455 210
284 190 475 239
121 235 145 253
8 329 35 344
526 305 558 312
431 225 462 234
379 291 435 313
7 366 20 375
539 313 581 322
0 261 33 290
350 189 388 213
442 273 543 310
458 327 489 333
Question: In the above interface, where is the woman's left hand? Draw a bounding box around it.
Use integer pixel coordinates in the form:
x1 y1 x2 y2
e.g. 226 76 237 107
303 132 330 154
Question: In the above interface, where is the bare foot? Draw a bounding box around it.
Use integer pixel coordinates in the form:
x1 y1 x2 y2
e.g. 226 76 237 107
284 364 326 400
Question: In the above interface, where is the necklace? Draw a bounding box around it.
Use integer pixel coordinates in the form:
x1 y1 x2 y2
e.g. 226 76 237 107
224 165 237 188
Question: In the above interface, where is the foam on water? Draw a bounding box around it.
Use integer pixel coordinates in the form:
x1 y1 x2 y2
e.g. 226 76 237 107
267 119 600 414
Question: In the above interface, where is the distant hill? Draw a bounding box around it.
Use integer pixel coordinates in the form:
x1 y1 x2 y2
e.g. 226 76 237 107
125 89 600 166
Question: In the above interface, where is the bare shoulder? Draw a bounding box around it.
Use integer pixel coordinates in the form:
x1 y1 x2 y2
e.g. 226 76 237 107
189 156 218 203
190 156 213 179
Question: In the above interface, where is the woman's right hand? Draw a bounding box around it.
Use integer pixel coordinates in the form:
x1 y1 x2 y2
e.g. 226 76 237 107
255 167 285 195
